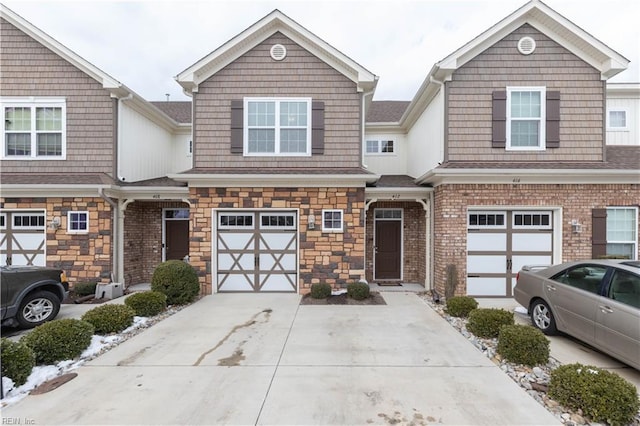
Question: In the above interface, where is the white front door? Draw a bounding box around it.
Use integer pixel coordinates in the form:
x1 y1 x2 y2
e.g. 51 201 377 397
467 210 553 297
215 210 298 292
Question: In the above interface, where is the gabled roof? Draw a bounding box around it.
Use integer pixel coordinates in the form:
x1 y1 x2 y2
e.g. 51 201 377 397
0 4 128 98
401 0 630 129
175 9 377 94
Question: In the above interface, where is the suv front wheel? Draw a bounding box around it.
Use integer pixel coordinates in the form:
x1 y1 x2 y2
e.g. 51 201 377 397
16 291 61 328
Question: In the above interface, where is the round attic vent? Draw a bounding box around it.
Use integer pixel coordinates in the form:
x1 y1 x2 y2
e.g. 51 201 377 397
270 44 287 61
517 36 536 55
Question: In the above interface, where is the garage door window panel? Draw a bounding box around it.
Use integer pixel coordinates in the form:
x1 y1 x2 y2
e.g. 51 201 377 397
219 214 254 229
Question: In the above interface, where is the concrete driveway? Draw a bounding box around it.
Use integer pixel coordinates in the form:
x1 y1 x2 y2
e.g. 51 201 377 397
3 292 559 425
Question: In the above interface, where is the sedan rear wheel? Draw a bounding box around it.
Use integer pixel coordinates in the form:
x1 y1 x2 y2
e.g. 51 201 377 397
530 299 557 335
16 291 61 328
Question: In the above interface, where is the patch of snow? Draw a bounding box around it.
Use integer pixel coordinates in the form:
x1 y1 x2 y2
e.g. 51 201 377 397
331 290 348 296
514 306 528 315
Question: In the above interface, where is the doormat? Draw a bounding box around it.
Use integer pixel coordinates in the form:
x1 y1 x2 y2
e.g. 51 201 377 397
377 282 403 286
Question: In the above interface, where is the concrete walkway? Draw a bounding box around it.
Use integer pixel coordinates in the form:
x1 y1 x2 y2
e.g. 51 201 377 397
3 293 559 425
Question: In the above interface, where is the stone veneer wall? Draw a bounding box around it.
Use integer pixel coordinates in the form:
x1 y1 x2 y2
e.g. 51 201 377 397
365 201 426 284
433 183 640 297
1 197 112 284
189 187 365 294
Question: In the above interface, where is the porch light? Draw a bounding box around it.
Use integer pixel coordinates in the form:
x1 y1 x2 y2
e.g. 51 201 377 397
571 220 583 234
308 214 315 230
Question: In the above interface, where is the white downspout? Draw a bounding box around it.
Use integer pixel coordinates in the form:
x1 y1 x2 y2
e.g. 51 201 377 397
116 94 133 182
361 89 375 169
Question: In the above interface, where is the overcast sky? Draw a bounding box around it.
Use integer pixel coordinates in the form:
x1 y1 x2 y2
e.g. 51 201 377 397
4 0 639 102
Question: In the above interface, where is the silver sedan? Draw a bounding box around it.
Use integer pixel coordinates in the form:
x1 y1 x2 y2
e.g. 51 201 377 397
514 260 640 371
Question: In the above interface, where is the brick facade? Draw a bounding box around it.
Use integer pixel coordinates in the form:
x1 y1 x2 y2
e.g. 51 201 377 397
123 201 190 285
0 197 112 284
188 186 365 294
433 183 640 296
365 201 426 284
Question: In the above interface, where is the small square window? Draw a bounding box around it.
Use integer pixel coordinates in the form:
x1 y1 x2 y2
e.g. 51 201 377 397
322 209 343 232
68 211 89 233
607 110 628 131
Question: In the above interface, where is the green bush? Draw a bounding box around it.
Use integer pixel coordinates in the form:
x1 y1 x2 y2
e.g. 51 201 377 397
444 296 478 318
151 260 200 305
466 308 514 338
1 338 35 386
549 363 640 425
73 282 98 297
21 319 94 365
497 325 549 366
310 283 332 299
347 282 370 300
124 291 167 317
81 304 135 335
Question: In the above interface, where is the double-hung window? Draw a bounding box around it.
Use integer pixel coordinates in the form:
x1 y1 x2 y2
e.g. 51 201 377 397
606 207 638 260
607 109 628 131
244 98 311 156
1 97 66 159
506 87 545 150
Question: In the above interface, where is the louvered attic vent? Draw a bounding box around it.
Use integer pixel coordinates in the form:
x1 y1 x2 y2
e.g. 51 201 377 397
270 44 287 61
517 36 536 55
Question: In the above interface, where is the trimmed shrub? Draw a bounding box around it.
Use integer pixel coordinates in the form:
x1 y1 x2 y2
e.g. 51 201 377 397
1 338 35 386
497 324 549 366
347 282 370 300
151 260 200 305
21 319 94 365
549 363 639 425
81 304 135 335
466 308 514 338
444 296 478 318
73 282 98 297
124 291 167 317
310 283 332 299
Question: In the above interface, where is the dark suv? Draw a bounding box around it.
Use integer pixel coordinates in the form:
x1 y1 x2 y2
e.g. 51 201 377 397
1 266 69 328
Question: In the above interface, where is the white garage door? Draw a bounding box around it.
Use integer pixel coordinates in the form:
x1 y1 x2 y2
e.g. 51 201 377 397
215 210 297 292
467 210 553 297
0 210 46 266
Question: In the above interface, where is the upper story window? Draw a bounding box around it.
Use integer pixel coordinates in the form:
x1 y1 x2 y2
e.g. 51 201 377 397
244 98 311 156
366 139 394 154
607 109 628 131
1 97 66 160
506 87 546 151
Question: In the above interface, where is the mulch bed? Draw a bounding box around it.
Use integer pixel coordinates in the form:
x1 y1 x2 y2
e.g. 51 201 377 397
300 291 386 305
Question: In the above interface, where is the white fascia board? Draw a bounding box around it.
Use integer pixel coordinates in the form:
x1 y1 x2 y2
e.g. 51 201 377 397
0 184 111 198
416 168 640 186
0 4 126 94
168 173 380 188
104 186 189 200
365 187 433 200
175 10 376 92
365 123 406 134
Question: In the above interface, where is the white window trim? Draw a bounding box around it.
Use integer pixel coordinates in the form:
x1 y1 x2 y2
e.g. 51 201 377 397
322 209 343 232
606 206 638 260
67 211 89 234
243 97 312 157
468 211 507 229
217 213 255 229
259 213 296 230
607 108 629 131
512 211 552 230
11 213 45 230
365 139 396 155
506 87 546 151
1 97 67 160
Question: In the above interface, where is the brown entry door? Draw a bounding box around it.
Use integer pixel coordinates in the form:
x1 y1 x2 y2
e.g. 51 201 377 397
165 220 189 260
375 221 401 280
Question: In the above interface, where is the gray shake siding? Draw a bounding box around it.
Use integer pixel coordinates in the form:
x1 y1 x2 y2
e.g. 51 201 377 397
194 32 362 169
0 18 115 175
446 24 604 162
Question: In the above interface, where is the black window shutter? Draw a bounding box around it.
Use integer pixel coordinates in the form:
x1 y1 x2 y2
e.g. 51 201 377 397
492 91 507 148
546 91 560 148
312 101 325 154
592 208 607 258
230 100 243 154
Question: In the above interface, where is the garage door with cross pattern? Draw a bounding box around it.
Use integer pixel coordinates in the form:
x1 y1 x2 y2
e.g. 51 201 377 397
215 211 297 292
0 210 46 266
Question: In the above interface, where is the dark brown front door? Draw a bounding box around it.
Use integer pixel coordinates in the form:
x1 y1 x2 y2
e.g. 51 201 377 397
375 221 401 280
165 220 189 260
